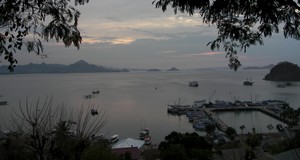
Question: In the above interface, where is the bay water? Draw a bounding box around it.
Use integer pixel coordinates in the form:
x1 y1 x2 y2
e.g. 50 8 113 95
0 69 299 144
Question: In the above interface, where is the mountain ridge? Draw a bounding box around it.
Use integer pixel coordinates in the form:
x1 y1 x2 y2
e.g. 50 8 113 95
0 60 129 74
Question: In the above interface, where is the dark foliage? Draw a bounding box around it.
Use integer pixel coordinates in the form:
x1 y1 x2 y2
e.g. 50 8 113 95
225 127 237 140
0 0 89 71
153 0 300 70
158 131 213 160
264 61 300 81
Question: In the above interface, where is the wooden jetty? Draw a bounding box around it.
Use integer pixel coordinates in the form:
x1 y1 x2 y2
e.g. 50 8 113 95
201 106 290 132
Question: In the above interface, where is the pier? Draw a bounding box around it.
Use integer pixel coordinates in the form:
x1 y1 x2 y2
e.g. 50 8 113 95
201 106 290 132
167 99 291 132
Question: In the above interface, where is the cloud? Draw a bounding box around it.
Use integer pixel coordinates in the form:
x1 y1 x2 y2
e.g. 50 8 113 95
82 36 135 45
78 13 207 46
111 38 135 44
198 51 226 56
169 52 225 58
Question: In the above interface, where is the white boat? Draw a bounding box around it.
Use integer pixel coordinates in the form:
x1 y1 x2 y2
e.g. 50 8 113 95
110 134 119 144
144 136 152 145
139 128 149 140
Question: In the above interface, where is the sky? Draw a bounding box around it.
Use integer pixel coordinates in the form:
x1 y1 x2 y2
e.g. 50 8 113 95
10 0 300 69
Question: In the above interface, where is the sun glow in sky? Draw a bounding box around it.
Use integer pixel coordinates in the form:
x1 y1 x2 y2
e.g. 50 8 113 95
11 0 300 69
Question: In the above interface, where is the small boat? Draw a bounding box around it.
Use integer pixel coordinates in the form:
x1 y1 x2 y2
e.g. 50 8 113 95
189 81 198 87
84 95 92 99
92 90 100 94
144 136 152 145
91 109 98 116
276 124 284 131
110 134 119 144
0 101 8 105
139 128 150 140
243 80 254 86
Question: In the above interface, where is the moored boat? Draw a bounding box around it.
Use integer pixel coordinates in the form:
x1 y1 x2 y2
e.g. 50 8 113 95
139 128 149 140
0 101 8 105
189 81 198 87
92 90 100 94
110 134 119 144
276 124 284 131
91 109 98 116
144 136 152 145
243 80 254 86
84 94 92 99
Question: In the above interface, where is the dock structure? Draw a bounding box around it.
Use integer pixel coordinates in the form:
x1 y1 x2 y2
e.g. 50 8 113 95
203 108 229 132
167 99 291 132
201 106 290 132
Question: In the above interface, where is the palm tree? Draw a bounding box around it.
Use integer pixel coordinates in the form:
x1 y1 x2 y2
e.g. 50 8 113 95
240 125 246 134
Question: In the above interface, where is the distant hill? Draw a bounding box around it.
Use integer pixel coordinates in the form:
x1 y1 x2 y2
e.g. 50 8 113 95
167 67 179 71
243 64 275 70
0 60 129 74
264 62 300 81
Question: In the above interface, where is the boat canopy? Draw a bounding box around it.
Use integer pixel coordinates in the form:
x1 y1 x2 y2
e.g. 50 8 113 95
112 138 145 149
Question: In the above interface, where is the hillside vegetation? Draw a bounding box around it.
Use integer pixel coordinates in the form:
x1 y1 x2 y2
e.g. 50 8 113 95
264 62 300 81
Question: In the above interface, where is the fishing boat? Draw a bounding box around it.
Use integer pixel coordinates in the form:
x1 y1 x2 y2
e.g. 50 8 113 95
91 109 98 116
110 134 119 144
167 98 191 110
0 101 8 105
92 90 100 94
276 124 284 131
243 79 254 86
139 128 149 140
84 94 92 99
144 136 152 145
189 81 198 87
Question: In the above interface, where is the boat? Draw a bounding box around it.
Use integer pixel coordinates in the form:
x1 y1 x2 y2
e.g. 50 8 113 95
139 128 149 140
110 134 119 144
91 109 98 116
84 94 92 99
276 124 284 132
144 136 152 145
167 98 191 110
192 100 206 108
0 101 8 105
189 81 198 87
243 79 254 86
92 90 100 94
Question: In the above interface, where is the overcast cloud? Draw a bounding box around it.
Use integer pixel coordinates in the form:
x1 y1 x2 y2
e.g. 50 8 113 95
11 0 300 69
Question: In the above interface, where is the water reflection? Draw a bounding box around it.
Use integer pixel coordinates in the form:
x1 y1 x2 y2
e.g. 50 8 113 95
215 111 286 134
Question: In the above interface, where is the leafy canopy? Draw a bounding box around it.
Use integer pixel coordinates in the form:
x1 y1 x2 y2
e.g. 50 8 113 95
0 0 89 71
153 0 300 70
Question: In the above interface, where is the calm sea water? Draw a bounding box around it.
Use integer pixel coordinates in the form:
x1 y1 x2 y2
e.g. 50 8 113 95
0 69 299 144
